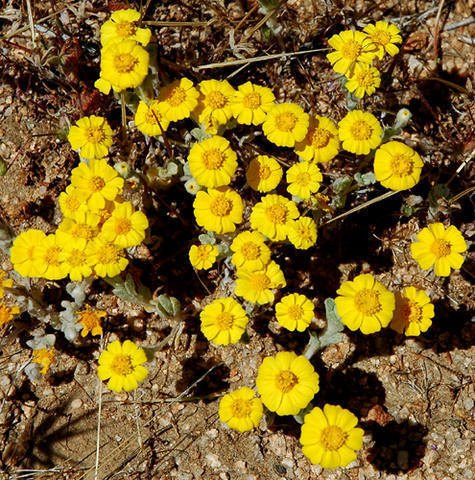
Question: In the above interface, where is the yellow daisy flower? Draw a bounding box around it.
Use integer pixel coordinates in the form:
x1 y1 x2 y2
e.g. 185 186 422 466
134 100 170 137
286 217 318 250
390 287 434 336
286 161 323 199
196 79 236 128
363 21 402 59
188 135 237 188
295 115 340 164
300 404 364 468
100 201 149 248
86 237 128 278
234 261 286 305
326 30 375 75
70 159 124 211
159 78 199 122
62 237 95 281
256 351 319 416
0 270 13 299
76 304 106 337
58 185 88 218
374 141 423 191
262 103 309 147
193 187 243 234
100 8 151 47
275 293 314 332
230 231 271 270
200 297 249 345
10 229 46 278
32 347 55 375
250 194 299 241
246 155 283 193
335 273 395 334
410 223 467 277
189 244 219 270
338 110 382 155
345 63 381 98
219 387 263 432
95 39 149 95
0 302 20 327
231 81 276 125
67 115 114 160
97 339 148 393
32 233 69 280
58 209 100 242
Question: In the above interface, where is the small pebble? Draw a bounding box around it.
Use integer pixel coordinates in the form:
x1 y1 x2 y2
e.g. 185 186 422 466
205 453 221 468
71 398 82 409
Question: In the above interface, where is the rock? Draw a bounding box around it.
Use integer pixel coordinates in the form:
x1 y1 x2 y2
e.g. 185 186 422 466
205 453 221 469
71 398 82 409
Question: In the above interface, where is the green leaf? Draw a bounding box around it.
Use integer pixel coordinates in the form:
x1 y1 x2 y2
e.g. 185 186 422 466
332 176 352 193
198 233 216 245
354 171 376 186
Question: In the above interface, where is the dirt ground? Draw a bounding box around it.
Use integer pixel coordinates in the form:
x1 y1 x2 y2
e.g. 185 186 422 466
0 0 474 479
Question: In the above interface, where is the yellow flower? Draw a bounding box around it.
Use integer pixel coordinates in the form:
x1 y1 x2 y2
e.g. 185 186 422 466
234 261 286 305
189 244 219 270
159 78 199 122
326 30 375 75
256 351 319 416
374 141 423 191
0 270 13 299
275 293 314 332
58 185 88 218
134 100 170 136
295 115 340 164
193 187 243 234
219 387 263 432
231 81 275 125
76 304 106 337
67 115 114 160
363 21 402 59
308 192 332 213
345 63 381 98
100 201 149 248
0 302 20 327
286 217 318 250
286 161 323 199
32 347 55 375
230 231 271 270
32 233 69 280
188 135 237 188
250 194 299 241
246 155 283 193
200 297 249 345
95 39 149 94
58 208 100 241
390 287 434 336
410 223 467 277
62 237 95 281
338 110 382 155
100 8 151 47
10 229 46 278
300 404 364 468
86 237 128 278
335 273 395 334
196 79 236 128
97 339 148 392
70 159 124 211
262 103 309 147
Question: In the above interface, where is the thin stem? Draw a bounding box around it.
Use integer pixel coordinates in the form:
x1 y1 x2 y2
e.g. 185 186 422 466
120 91 127 143
94 335 104 480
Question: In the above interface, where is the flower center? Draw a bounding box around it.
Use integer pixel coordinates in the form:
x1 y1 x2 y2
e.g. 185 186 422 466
275 370 298 393
113 53 138 73
287 304 304 321
371 30 391 46
258 164 271 179
65 195 81 212
115 21 136 38
78 311 100 330
230 398 252 418
312 128 331 148
216 312 234 330
167 86 186 107
71 223 96 240
390 154 413 176
241 242 260 260
67 249 87 267
341 40 362 60
296 223 314 242
242 92 261 109
85 126 106 144
110 353 133 375
430 238 451 258
97 243 120 264
115 218 132 235
45 246 62 266
355 70 375 87
350 120 372 141
265 204 288 224
295 172 311 187
320 425 347 451
202 149 225 170
89 176 106 192
354 289 381 315
250 272 270 291
144 107 163 125
206 91 227 109
401 298 423 325
210 196 233 217
196 246 211 261
275 112 297 132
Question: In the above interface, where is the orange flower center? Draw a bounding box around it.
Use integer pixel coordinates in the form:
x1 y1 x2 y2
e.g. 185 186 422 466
320 425 346 451
206 91 227 109
258 164 271 180
113 53 138 73
114 218 132 235
242 92 261 109
371 29 391 46
210 196 233 217
341 40 362 60
287 304 304 321
144 107 163 125
241 242 260 260
294 172 312 187
45 246 62 266
97 243 120 264
275 112 297 132
275 370 298 393
355 70 375 87
85 126 106 144
354 289 381 315
89 176 106 192
250 272 270 291
265 203 288 224
167 86 187 106
216 312 234 330
401 298 423 325
64 195 81 212
110 353 133 375
430 238 451 258
77 311 102 330
115 21 136 38
67 249 87 267
312 128 332 148
231 398 252 418
295 222 314 242
202 149 225 170
71 223 96 240
390 154 413 176
350 120 372 140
